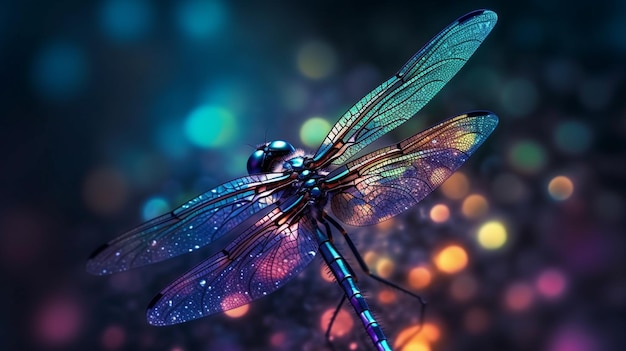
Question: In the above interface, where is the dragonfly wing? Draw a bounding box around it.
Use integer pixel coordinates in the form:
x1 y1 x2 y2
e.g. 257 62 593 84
312 9 497 167
146 198 317 326
325 111 498 226
86 173 294 275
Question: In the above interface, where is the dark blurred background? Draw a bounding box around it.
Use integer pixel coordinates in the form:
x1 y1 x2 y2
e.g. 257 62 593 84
1 0 625 350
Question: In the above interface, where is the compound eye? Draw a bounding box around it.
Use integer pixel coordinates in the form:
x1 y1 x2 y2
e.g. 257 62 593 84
267 140 295 156
247 149 266 175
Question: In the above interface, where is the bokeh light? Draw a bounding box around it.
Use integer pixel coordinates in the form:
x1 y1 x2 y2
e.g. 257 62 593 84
408 266 432 290
477 220 508 250
440 172 469 200
395 323 440 351
100 325 125 349
184 105 237 148
536 268 568 299
99 0 153 42
31 42 88 101
434 245 468 274
429 204 450 223
34 296 83 346
224 304 250 318
449 274 478 301
461 194 489 219
508 140 547 174
548 175 574 201
175 0 226 40
297 40 337 80
553 120 592 155
300 117 331 148
320 308 354 338
378 290 397 304
376 257 394 279
504 282 534 311
142 196 170 220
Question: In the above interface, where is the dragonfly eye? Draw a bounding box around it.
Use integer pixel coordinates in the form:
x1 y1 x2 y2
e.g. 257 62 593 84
247 140 295 175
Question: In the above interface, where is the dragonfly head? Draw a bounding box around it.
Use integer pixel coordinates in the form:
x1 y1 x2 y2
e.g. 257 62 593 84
247 140 296 175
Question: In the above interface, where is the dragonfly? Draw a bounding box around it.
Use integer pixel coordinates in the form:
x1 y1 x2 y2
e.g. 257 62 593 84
87 9 498 351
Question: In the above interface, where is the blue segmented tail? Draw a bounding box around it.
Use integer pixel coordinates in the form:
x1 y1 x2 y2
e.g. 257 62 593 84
315 227 393 351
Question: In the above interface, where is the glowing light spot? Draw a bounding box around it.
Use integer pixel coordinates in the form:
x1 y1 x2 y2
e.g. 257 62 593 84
554 120 592 155
408 266 432 290
548 326 598 351
440 172 469 200
142 197 169 221
320 308 353 338
505 282 534 311
508 140 547 174
429 204 449 223
270 332 286 347
349 342 358 350
464 307 489 334
376 217 395 231
99 0 153 42
31 42 88 101
449 274 478 301
220 293 249 317
378 290 397 304
548 176 574 201
320 266 334 282
376 257 394 278
176 0 226 40
500 77 539 117
224 304 249 318
363 251 378 267
83 166 128 215
395 323 439 350
297 40 337 80
536 268 567 299
477 221 507 250
220 293 250 311
35 296 83 346
300 117 331 148
101 325 125 349
184 105 237 148
434 245 468 274
461 194 489 219
422 323 441 342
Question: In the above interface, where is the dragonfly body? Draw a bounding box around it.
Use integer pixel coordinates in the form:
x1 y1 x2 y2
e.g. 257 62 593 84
88 9 498 350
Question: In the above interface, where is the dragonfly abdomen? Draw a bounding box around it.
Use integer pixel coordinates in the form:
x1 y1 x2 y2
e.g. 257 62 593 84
316 228 392 351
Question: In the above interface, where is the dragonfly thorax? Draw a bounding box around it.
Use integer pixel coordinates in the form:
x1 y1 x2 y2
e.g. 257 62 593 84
246 140 296 175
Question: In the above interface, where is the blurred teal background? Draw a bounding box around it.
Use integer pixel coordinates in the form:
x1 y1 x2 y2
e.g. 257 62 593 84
1 1 625 350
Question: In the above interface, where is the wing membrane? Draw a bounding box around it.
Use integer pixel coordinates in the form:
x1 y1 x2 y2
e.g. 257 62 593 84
326 111 498 226
312 9 497 167
86 173 294 275
146 200 317 325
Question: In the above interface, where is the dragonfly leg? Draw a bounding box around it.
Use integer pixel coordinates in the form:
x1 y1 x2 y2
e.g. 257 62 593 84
324 214 428 339
325 294 346 351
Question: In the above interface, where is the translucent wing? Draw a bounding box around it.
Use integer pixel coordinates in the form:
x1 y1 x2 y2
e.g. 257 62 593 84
86 173 294 275
325 111 498 226
146 199 317 326
312 9 497 168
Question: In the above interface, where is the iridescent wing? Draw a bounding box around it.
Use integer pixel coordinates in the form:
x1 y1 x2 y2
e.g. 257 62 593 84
325 111 498 226
86 173 294 275
312 9 497 168
146 198 318 325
